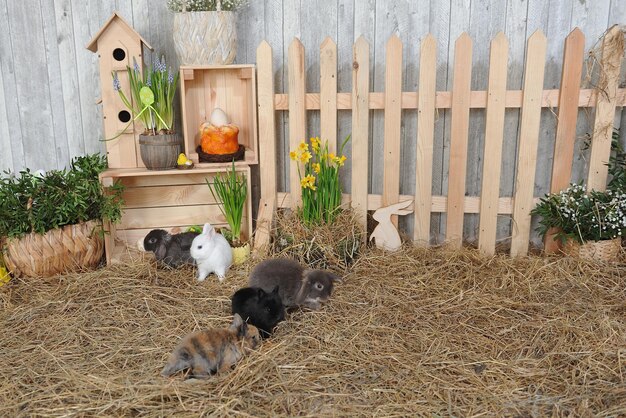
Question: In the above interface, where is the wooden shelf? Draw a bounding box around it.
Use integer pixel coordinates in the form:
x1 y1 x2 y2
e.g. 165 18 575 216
100 164 251 179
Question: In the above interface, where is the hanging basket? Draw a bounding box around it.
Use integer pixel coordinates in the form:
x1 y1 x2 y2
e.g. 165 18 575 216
2 220 105 278
173 11 237 65
562 237 622 262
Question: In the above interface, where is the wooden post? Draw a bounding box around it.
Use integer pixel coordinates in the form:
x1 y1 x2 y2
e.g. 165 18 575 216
478 32 508 256
320 37 337 154
586 25 624 192
544 28 585 253
414 34 436 246
510 30 547 257
350 36 370 234
255 41 276 252
288 38 306 208
446 33 472 247
382 35 402 227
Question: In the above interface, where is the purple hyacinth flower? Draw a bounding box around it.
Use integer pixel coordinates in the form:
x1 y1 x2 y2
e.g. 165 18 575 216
134 61 140 73
168 67 174 83
146 73 152 87
112 73 121 91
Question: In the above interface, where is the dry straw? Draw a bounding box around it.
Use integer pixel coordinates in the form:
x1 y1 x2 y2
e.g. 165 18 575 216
1 215 625 416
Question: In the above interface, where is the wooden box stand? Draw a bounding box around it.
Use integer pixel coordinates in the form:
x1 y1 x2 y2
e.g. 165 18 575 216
100 167 252 264
181 65 258 166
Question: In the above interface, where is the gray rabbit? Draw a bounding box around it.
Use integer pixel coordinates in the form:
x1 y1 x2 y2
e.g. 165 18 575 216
144 229 199 268
249 258 339 310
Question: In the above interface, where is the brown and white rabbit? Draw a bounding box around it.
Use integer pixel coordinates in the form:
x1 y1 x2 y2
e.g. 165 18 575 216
160 314 261 379
190 223 233 282
248 258 340 310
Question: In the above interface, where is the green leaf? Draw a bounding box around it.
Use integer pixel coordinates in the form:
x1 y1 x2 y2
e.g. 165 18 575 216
139 86 155 106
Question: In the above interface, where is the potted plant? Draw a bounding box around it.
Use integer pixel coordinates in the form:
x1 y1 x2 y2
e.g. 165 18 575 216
207 161 249 264
112 56 180 170
0 154 125 277
531 183 626 261
167 0 249 65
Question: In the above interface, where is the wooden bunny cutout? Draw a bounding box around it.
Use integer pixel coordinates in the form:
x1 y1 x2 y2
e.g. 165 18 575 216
369 200 414 251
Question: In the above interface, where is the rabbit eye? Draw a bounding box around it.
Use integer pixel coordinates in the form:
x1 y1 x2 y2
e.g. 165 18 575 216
148 238 157 244
197 245 202 249
314 283 324 290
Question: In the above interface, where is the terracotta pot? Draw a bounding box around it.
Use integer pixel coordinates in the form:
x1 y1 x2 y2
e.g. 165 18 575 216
139 133 182 170
173 11 237 65
2 220 104 278
562 237 622 262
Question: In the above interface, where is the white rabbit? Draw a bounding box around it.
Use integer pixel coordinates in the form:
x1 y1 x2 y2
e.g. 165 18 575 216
190 223 233 282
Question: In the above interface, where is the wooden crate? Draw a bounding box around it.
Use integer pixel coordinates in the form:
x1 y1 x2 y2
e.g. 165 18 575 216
100 166 252 264
180 65 258 167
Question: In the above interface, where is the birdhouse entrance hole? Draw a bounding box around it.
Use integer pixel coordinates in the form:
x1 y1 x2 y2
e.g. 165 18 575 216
113 48 126 61
118 110 131 123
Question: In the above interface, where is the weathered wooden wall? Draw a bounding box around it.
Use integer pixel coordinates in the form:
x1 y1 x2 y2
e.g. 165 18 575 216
1 0 625 244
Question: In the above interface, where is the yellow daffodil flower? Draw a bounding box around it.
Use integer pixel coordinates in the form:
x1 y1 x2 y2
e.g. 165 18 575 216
337 155 347 166
289 151 298 161
298 142 309 152
299 150 312 164
312 163 321 173
311 136 321 152
300 174 317 190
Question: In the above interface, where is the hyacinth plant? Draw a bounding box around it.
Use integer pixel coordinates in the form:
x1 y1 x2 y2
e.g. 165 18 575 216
167 0 249 12
290 135 351 225
207 160 247 246
111 55 179 137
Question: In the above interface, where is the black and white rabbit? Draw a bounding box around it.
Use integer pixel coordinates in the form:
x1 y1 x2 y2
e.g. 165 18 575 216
249 258 340 310
143 229 199 268
231 286 285 338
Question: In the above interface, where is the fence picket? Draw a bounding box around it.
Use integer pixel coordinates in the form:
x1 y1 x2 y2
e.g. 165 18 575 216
320 37 337 154
544 28 585 253
414 34 436 245
478 32 508 255
510 30 547 257
351 36 370 232
446 33 472 247
382 35 403 227
288 38 306 208
257 41 277 202
586 25 624 192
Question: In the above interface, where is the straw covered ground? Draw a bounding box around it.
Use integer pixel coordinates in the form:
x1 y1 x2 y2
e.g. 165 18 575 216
1 223 626 416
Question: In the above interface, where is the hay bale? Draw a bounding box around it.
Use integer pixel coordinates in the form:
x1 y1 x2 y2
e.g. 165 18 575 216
1 246 625 416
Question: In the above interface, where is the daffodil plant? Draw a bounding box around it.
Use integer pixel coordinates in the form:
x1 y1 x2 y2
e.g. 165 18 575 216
290 135 350 225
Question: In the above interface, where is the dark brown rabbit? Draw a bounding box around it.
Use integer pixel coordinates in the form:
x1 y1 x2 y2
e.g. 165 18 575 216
249 258 340 310
161 314 261 379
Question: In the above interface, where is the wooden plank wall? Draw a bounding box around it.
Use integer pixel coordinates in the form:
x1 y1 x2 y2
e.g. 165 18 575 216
2 0 625 246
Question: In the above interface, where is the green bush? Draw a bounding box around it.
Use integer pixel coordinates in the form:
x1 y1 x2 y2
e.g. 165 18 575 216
0 154 124 239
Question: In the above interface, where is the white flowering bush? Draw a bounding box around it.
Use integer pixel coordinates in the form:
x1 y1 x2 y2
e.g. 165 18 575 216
167 0 248 12
531 183 626 243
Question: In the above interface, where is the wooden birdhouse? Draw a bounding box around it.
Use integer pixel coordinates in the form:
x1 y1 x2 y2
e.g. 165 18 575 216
86 12 153 168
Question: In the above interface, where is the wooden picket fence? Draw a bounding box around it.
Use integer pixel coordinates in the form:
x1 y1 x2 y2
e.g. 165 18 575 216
253 26 626 257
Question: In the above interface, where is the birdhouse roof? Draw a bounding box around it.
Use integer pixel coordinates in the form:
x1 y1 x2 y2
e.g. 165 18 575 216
86 12 153 53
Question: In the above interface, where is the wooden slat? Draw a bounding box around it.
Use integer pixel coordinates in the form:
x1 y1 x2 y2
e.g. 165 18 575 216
253 198 274 253
382 35 403 227
320 37 337 154
350 36 370 232
510 30 547 257
288 38 306 208
272 88 626 110
446 33 473 247
587 25 624 192
119 205 228 229
256 41 277 202
544 28 585 253
478 32 508 256
276 192 539 215
122 184 217 208
414 34 436 245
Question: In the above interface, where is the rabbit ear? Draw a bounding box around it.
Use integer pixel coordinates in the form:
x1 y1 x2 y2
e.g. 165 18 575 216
271 285 280 295
257 288 265 298
154 243 167 260
202 223 213 235
326 272 342 282
230 313 243 331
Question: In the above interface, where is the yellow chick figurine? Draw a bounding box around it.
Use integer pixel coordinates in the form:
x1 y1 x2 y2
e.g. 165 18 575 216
176 153 193 169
